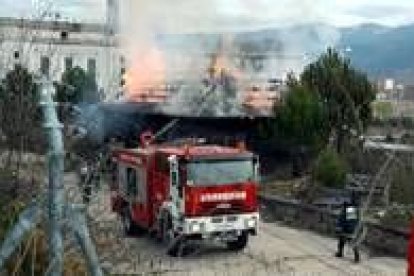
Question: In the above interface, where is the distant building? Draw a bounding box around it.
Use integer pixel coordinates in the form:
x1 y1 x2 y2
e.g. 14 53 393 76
374 78 414 119
0 0 123 101
401 85 414 101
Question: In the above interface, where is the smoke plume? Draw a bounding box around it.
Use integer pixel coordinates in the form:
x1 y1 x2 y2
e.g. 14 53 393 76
117 0 340 115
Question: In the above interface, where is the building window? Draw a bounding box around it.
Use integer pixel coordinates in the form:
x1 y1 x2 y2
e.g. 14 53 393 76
61 31 68 40
64 57 73 72
120 67 126 86
40 56 50 76
87 58 96 78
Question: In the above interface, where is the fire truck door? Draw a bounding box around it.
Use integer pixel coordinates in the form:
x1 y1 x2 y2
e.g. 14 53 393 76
123 165 148 225
135 166 147 205
134 166 148 224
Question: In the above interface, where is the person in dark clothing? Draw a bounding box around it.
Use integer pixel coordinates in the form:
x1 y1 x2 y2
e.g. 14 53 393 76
335 200 361 263
83 173 92 204
79 160 92 204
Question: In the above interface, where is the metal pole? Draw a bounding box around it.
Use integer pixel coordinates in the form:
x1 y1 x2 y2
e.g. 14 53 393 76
67 204 103 276
39 78 64 276
0 203 40 269
350 152 395 248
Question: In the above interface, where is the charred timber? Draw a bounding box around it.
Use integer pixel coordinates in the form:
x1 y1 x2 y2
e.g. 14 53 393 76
95 102 271 146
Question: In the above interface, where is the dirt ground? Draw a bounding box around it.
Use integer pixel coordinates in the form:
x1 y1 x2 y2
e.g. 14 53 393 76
65 173 405 275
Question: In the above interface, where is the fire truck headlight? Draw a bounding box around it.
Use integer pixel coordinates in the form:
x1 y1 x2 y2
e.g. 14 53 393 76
189 222 201 233
245 217 257 229
80 165 88 175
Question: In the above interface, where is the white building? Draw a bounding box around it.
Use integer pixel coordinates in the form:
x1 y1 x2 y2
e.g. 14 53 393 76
0 0 123 100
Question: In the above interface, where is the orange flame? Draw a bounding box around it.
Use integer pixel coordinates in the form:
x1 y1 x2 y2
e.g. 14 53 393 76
208 52 243 81
124 48 167 102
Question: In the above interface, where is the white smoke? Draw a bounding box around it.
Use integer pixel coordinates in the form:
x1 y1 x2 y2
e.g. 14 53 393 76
162 74 245 117
119 0 330 34
117 0 340 115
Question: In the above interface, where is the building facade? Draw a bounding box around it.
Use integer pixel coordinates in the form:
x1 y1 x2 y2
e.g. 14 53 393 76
0 0 123 100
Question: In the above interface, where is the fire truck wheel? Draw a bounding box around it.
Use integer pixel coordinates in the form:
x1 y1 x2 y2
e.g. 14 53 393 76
122 208 141 236
167 237 188 257
160 212 173 244
227 231 248 251
160 212 188 257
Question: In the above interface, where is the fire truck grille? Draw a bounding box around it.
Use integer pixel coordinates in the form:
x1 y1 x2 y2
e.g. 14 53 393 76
211 217 223 223
202 202 246 216
211 215 239 224
226 215 238 222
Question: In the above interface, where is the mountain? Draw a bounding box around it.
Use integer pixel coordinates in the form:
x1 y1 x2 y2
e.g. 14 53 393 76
338 23 414 83
339 24 390 45
157 23 414 83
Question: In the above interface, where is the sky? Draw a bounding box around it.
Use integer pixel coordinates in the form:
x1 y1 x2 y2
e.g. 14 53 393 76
1 0 414 31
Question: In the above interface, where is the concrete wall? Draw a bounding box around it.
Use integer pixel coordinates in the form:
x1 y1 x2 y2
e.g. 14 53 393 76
260 194 409 257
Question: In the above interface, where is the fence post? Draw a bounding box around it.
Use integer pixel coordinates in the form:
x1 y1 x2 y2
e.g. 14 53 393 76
39 78 64 276
0 203 40 269
68 204 103 276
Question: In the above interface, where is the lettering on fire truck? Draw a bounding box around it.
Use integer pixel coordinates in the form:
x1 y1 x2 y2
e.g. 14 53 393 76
200 191 247 203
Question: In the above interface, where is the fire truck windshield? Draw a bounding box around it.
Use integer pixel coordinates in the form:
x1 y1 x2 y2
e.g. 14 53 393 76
187 159 254 186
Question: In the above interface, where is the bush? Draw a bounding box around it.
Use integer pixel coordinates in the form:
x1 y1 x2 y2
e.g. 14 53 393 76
313 148 347 189
380 207 412 230
390 166 414 205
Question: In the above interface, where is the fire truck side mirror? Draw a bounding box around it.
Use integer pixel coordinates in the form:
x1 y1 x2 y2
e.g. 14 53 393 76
253 156 260 183
168 155 179 187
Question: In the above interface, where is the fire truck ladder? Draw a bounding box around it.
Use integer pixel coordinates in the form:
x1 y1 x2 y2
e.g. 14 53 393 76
152 82 221 141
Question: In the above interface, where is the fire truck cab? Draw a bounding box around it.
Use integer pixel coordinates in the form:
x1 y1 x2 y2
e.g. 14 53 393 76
110 139 259 256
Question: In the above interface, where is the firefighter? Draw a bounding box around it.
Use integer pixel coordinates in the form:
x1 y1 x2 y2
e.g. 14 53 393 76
79 160 92 204
79 160 88 183
335 200 361 263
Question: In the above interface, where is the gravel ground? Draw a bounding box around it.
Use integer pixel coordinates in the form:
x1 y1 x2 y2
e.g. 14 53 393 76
65 173 406 275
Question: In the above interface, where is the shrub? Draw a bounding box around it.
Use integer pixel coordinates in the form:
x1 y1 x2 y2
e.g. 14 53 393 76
313 148 347 189
380 207 412 230
390 166 414 205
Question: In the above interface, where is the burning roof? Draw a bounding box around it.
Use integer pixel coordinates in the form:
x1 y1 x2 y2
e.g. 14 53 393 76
120 46 281 117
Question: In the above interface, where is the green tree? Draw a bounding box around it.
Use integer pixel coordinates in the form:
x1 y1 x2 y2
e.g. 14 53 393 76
313 148 347 189
0 65 40 152
55 66 99 104
301 48 376 152
389 165 414 205
274 82 329 151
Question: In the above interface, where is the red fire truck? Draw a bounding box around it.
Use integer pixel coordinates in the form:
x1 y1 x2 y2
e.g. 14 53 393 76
110 137 259 256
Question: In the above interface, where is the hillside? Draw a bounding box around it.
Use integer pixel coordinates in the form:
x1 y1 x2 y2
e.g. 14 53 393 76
339 23 414 83
158 23 414 83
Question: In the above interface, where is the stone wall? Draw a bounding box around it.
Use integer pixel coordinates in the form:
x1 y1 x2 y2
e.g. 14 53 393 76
260 194 409 257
